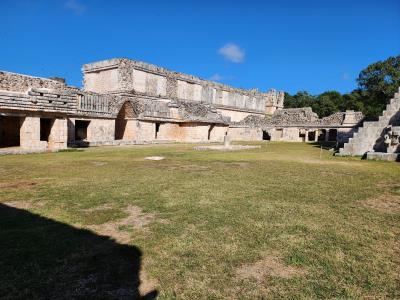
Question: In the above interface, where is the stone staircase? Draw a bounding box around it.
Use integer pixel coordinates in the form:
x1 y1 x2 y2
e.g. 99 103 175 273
338 88 400 156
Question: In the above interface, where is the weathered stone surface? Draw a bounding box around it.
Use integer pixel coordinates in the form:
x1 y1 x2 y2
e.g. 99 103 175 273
340 90 400 156
82 58 284 118
0 71 67 92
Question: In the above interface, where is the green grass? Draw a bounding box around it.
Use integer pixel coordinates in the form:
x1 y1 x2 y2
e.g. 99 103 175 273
0 142 399 299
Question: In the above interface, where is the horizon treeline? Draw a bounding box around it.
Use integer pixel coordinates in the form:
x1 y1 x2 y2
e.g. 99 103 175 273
284 55 400 120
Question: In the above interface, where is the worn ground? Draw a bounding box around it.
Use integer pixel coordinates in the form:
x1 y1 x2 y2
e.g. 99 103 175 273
0 142 399 299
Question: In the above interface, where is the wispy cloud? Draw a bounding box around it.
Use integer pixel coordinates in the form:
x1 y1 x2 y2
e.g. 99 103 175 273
218 43 245 63
341 73 350 80
209 73 223 81
65 0 86 15
209 74 235 82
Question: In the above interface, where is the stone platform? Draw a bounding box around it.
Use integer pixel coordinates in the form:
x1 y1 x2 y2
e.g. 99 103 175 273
366 152 399 161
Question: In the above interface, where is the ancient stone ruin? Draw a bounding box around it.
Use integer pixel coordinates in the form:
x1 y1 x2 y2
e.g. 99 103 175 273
0 57 369 154
0 58 283 153
231 107 364 144
338 88 400 161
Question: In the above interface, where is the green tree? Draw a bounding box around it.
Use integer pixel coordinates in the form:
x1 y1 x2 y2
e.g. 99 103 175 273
357 55 400 118
283 55 400 119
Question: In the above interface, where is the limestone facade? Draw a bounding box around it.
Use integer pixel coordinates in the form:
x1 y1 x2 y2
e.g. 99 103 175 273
0 58 284 152
231 108 365 144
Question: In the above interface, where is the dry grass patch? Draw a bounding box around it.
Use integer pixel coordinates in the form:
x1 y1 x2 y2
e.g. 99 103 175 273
362 194 400 214
0 180 38 190
167 164 210 172
3 200 47 210
87 205 163 244
236 254 307 282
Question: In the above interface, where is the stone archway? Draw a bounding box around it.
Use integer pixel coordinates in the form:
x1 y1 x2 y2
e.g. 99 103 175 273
115 102 137 140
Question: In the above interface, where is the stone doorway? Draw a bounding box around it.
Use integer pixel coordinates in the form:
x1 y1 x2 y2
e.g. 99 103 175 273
75 120 90 141
329 129 338 141
40 118 54 142
0 116 22 147
155 123 161 139
115 102 137 140
308 131 316 142
262 130 271 140
299 132 306 142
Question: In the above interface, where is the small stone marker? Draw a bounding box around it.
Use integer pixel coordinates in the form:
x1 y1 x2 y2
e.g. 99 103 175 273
224 135 231 147
145 156 165 160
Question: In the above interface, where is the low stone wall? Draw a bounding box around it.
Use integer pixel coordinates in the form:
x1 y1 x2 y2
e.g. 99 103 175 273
227 126 262 141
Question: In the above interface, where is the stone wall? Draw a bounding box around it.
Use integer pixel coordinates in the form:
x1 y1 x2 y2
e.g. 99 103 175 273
18 116 67 150
227 126 262 141
209 125 228 142
0 71 67 93
216 108 261 122
48 118 68 150
157 123 181 141
82 58 284 116
178 123 211 142
68 118 115 143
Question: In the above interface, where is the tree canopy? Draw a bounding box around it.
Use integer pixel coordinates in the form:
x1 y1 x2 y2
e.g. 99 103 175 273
284 55 400 119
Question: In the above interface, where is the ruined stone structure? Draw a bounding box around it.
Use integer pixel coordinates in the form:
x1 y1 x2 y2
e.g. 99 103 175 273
339 88 400 160
0 58 284 152
230 107 364 144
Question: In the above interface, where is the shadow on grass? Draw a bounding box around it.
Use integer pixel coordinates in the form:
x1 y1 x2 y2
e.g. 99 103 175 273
0 203 158 299
309 141 337 150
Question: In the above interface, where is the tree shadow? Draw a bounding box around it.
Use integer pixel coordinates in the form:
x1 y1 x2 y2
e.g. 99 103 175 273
0 203 158 299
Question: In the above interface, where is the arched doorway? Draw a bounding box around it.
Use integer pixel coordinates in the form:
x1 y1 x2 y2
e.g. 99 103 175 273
115 102 137 140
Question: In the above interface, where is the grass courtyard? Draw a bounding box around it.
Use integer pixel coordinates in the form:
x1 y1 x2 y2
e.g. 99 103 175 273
0 142 399 299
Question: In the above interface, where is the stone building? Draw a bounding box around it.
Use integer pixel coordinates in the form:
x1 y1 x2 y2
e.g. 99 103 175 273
230 107 364 144
0 58 284 152
338 88 400 161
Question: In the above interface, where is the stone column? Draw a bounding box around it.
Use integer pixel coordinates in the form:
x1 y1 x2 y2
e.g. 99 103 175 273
314 130 318 142
20 116 46 150
305 130 309 142
49 118 68 150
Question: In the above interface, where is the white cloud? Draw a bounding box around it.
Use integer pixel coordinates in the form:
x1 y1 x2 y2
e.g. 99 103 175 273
341 73 350 80
65 0 86 15
218 43 245 63
209 73 223 81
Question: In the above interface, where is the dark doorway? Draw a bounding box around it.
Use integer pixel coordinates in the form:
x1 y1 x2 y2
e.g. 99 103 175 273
75 120 90 141
208 124 215 140
308 131 316 141
115 118 127 140
155 123 161 139
0 116 22 147
329 129 338 141
262 130 271 140
40 118 53 142
299 132 306 142
318 129 327 141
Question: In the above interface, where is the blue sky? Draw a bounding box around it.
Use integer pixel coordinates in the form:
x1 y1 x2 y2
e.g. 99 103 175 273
0 0 399 95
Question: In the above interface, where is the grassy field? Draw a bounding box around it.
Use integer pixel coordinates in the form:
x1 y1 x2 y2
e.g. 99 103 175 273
0 142 399 299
